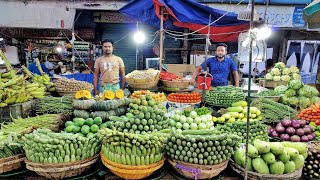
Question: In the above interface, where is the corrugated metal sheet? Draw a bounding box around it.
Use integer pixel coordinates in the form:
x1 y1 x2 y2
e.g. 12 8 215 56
164 36 183 64
101 23 136 74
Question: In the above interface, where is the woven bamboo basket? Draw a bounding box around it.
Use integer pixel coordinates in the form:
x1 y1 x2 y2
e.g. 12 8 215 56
56 89 93 97
25 154 99 179
101 152 165 180
168 158 229 179
161 79 190 89
0 154 26 174
230 160 302 180
127 72 160 90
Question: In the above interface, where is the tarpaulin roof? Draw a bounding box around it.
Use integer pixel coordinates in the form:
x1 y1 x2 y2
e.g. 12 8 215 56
304 0 320 29
120 0 250 42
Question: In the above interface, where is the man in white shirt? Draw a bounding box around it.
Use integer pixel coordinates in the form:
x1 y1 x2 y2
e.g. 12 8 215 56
44 55 55 76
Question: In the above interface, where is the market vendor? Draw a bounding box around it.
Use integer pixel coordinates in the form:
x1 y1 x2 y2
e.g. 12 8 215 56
190 43 239 87
94 39 126 95
28 56 49 76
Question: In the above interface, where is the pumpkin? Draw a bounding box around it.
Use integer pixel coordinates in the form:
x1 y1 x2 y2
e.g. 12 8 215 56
115 89 125 99
73 109 90 119
73 99 96 110
103 90 115 100
75 90 92 100
91 100 119 111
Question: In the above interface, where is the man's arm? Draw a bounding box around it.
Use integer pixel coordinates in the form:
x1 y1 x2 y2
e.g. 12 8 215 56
190 66 202 85
233 71 239 87
120 66 126 89
94 68 99 95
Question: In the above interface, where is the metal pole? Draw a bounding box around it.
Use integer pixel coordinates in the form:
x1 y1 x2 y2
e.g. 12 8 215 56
136 22 139 70
244 0 255 179
159 6 164 71
202 15 211 104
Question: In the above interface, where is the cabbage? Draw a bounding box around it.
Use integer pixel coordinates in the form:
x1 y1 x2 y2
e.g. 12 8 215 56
311 96 320 104
273 76 281 81
292 73 301 80
289 97 299 106
299 97 312 109
271 68 281 76
265 73 273 80
282 68 291 75
308 86 319 96
274 85 288 94
289 66 299 73
281 95 290 105
298 86 313 97
274 62 286 70
284 88 296 97
281 75 291 82
289 80 303 90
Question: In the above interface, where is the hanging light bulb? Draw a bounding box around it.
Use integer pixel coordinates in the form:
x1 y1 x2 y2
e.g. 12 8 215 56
257 26 272 40
133 31 146 44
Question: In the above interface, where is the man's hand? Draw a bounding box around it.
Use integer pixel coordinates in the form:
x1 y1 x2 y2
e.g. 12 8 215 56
94 89 99 95
189 78 196 85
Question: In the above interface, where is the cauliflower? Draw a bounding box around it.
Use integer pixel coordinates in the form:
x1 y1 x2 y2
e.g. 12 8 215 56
265 73 273 80
270 68 281 76
292 73 301 80
274 62 286 69
273 76 281 81
289 66 299 73
281 75 291 82
282 68 291 75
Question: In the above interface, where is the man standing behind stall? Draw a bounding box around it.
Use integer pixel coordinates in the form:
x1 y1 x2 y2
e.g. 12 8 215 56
190 43 239 87
94 39 126 95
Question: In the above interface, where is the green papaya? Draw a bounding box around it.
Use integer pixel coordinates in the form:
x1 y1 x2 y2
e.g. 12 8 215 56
280 142 307 154
284 147 299 159
262 152 276 164
253 139 270 154
248 144 259 158
284 161 296 174
278 149 290 163
233 147 245 166
252 157 269 174
292 155 304 170
270 142 284 155
270 161 285 175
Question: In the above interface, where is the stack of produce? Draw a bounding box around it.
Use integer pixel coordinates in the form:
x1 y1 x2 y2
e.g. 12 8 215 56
303 143 320 179
160 71 179 81
111 95 168 134
99 128 168 165
182 107 211 116
233 140 307 175
275 79 320 109
265 62 301 82
167 110 213 131
90 98 130 120
21 128 101 163
36 96 73 115
268 119 315 142
297 103 320 122
125 69 160 83
213 101 262 123
165 130 241 165
204 86 245 107
256 89 281 97
167 92 201 104
0 134 23 158
251 98 298 123
64 117 108 137
130 90 166 103
215 121 269 143
55 78 93 92
309 122 320 138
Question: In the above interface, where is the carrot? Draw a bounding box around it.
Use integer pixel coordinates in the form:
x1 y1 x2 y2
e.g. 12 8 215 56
316 103 320 110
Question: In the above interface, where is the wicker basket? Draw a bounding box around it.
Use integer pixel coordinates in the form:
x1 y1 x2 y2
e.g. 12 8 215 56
161 79 190 89
168 158 229 179
101 152 165 180
0 154 25 174
25 154 99 179
56 88 93 97
127 72 160 90
230 160 302 180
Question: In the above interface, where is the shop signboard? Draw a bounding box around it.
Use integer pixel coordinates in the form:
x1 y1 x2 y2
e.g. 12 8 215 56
93 12 136 23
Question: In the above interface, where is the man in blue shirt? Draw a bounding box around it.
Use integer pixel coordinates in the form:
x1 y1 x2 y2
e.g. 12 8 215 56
190 43 239 87
28 57 49 76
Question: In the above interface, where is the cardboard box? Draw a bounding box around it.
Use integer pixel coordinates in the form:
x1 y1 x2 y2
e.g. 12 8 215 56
165 64 196 77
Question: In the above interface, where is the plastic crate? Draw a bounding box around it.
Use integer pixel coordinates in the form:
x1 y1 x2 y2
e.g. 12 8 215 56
0 100 35 122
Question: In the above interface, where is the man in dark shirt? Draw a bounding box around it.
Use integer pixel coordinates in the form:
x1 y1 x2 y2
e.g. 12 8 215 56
190 43 239 87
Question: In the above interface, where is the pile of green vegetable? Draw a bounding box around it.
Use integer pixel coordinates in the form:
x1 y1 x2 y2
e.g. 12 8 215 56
0 134 23 158
275 79 320 109
73 98 130 120
165 130 241 165
64 117 110 137
168 110 214 130
110 95 169 134
256 89 281 97
204 86 245 107
251 98 298 123
99 128 168 165
21 128 101 163
215 121 268 143
36 96 73 115
233 140 307 175
265 62 300 82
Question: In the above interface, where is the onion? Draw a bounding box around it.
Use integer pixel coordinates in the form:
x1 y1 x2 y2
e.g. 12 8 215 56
275 125 285 133
304 125 314 132
291 120 300 128
286 127 296 135
299 120 307 127
268 126 275 135
280 134 290 141
310 133 316 139
301 135 309 142
307 134 314 141
296 128 305 136
290 135 301 142
281 119 292 127
271 131 279 137
303 127 312 134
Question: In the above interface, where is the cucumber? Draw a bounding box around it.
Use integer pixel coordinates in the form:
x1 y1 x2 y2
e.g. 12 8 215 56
126 155 131 165
136 156 141 165
131 155 136 165
141 156 145 165
150 154 155 164
64 155 71 163
71 155 76 162
121 155 126 165
58 156 64 163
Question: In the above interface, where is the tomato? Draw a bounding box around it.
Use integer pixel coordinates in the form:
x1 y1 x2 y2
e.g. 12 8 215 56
316 119 320 126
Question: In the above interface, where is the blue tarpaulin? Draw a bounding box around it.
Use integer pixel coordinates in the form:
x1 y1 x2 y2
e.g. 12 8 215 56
120 0 249 42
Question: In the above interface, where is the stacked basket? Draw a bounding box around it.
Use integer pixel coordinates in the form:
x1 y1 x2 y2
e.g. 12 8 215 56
126 69 160 89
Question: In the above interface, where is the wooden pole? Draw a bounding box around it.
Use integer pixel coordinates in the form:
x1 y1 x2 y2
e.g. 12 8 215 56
159 6 164 71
